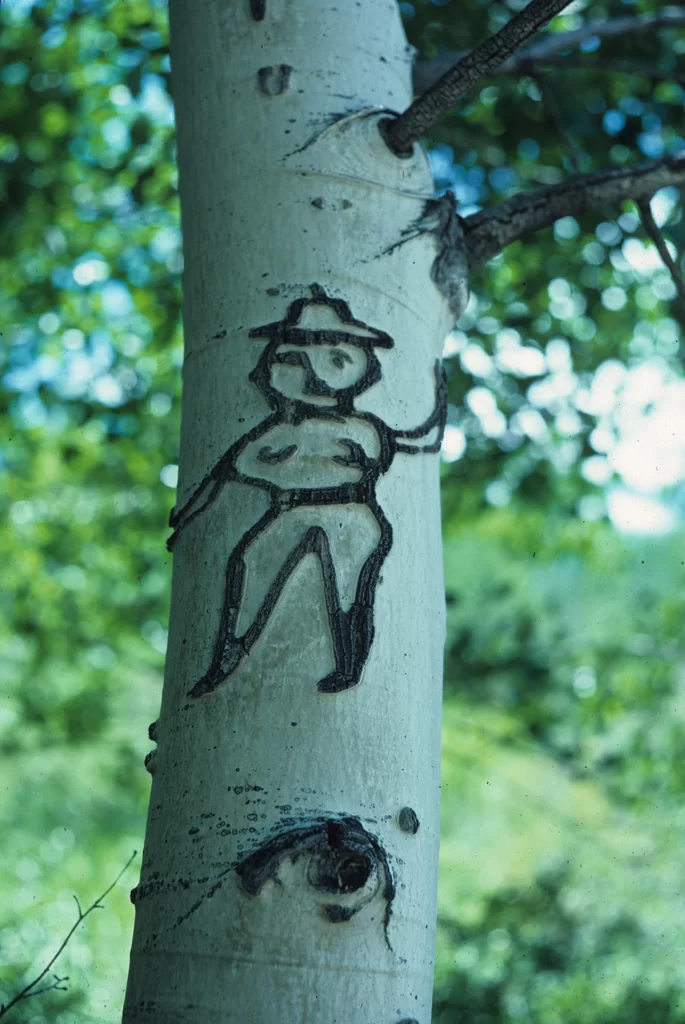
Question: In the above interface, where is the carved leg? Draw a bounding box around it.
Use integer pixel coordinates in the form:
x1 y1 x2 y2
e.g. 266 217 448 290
190 522 346 698
317 602 374 693
189 637 247 698
318 503 390 694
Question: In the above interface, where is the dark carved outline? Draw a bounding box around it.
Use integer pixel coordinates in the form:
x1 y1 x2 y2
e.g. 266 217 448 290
236 815 396 948
257 65 293 96
148 813 396 947
168 285 447 698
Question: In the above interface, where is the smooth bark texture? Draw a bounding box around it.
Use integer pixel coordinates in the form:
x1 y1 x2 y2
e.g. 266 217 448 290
123 2 464 1022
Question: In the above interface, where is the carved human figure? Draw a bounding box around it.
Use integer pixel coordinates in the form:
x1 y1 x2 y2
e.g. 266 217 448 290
168 285 446 696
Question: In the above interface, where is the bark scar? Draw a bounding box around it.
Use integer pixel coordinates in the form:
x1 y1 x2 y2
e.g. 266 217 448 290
379 193 469 321
258 65 292 96
236 815 396 949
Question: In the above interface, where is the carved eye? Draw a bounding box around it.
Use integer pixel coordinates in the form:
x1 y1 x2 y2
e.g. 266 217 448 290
236 816 395 943
330 348 352 369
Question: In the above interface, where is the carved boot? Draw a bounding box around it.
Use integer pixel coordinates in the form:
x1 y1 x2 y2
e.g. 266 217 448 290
317 604 372 693
188 639 246 698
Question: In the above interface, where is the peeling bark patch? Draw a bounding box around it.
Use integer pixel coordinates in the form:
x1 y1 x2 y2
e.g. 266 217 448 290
249 0 266 19
423 193 470 321
378 193 469 321
398 807 420 834
168 285 447 698
258 65 292 96
236 815 396 947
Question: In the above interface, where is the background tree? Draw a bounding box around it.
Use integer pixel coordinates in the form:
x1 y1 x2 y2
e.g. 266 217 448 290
1 0 684 1021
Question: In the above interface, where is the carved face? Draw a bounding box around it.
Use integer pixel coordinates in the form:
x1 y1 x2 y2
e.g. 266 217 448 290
269 342 369 402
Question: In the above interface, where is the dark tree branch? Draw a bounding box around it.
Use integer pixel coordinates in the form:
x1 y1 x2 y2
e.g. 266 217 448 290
0 852 137 1020
9 975 70 1004
384 0 574 154
461 153 685 270
412 7 685 93
637 198 685 301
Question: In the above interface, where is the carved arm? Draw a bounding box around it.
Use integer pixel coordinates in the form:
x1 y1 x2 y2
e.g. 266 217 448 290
393 360 448 454
167 456 233 551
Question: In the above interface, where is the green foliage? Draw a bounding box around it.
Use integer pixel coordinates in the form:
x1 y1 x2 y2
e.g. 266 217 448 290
437 520 685 1023
1 0 684 1021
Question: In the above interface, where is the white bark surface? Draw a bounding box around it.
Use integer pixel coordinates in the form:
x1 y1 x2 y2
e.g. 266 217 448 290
123 2 464 1022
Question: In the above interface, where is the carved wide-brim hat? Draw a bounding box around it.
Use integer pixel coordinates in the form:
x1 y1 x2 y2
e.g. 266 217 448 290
249 287 393 349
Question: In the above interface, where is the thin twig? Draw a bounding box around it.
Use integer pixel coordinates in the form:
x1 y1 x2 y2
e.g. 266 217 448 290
384 0 574 154
637 198 685 301
16 976 70 1002
0 851 137 1020
461 152 685 269
412 7 685 93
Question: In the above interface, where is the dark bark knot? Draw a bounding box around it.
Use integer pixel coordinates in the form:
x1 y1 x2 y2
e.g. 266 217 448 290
144 719 159 775
398 807 420 834
235 815 396 948
258 65 292 96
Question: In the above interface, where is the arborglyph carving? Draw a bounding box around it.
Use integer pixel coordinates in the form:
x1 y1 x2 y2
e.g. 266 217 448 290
169 286 446 696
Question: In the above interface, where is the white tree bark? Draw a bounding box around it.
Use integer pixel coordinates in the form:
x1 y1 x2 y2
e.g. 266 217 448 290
123 2 466 1021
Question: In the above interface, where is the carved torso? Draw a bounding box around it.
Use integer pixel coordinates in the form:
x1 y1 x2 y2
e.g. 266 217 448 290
235 415 383 492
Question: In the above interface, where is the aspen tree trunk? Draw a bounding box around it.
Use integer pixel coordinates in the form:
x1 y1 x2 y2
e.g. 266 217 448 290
123 2 466 1021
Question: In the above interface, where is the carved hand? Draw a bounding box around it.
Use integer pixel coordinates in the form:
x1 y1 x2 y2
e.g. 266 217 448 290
332 438 376 470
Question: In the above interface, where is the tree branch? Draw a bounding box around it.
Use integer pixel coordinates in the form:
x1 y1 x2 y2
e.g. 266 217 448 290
461 153 685 270
0 852 137 1020
412 7 685 94
637 198 685 302
383 0 574 155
